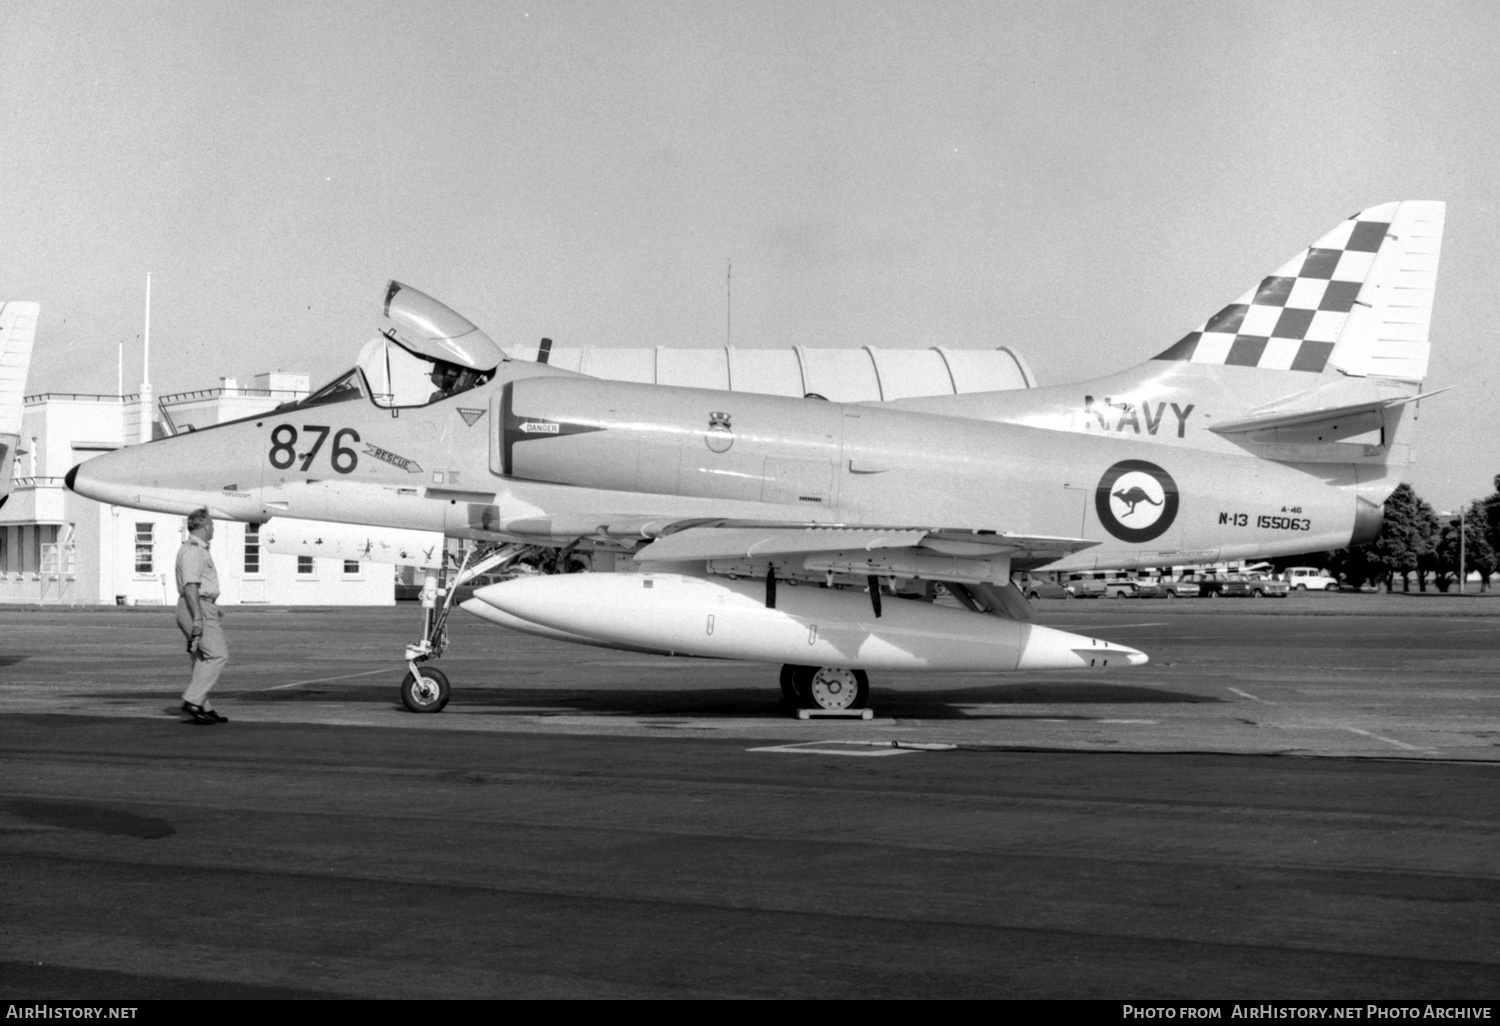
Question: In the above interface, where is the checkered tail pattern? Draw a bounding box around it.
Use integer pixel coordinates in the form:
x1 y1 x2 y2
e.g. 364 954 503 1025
1154 201 1441 377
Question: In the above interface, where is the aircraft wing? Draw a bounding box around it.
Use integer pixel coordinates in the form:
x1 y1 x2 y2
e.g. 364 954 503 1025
634 526 928 561
634 523 1097 584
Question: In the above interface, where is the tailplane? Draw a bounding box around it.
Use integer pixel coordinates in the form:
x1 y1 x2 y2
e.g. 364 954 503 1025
0 301 41 509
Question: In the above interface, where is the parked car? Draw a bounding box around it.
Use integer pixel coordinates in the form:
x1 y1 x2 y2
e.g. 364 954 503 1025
1182 571 1252 598
1244 572 1290 598
1064 574 1106 598
1135 576 1200 599
1283 566 1340 591
1012 572 1069 600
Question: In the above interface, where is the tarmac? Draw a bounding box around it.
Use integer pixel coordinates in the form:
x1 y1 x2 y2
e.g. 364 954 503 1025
1 591 1497 998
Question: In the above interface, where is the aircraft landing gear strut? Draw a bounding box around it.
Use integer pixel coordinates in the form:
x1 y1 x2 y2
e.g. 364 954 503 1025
399 542 530 713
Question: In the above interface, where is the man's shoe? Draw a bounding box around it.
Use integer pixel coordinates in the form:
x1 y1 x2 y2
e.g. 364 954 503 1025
182 702 222 725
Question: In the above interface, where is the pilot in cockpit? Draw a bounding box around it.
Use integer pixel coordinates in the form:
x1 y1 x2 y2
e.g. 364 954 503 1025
428 359 492 402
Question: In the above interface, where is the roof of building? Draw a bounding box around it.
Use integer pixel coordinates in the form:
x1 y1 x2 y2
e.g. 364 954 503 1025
511 343 1036 402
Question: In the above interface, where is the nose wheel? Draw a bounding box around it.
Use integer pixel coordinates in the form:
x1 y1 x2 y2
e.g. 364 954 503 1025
781 664 870 712
401 666 450 713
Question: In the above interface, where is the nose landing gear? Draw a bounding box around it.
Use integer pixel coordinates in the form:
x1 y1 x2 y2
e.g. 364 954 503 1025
399 541 532 713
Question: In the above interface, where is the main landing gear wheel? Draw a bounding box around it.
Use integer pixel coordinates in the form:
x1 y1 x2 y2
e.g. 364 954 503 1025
401 666 450 713
779 664 801 705
783 665 870 712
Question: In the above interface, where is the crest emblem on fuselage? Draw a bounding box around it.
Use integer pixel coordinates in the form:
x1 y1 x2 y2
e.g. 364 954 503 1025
1095 460 1179 543
706 411 734 453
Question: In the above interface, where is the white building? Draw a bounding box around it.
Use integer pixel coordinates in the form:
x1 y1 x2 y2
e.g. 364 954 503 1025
0 374 394 606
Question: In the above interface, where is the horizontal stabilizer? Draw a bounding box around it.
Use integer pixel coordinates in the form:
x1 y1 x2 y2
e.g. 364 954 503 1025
1209 387 1451 438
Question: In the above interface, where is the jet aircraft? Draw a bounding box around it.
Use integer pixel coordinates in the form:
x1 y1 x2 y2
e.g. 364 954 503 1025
67 202 1446 713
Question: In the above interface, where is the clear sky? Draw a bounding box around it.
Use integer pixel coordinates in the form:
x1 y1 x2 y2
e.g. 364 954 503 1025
4 0 1497 510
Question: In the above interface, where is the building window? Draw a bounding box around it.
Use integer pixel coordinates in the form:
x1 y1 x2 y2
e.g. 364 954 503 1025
134 523 154 573
297 555 314 575
343 559 360 575
244 524 261 575
38 526 60 573
0 527 8 573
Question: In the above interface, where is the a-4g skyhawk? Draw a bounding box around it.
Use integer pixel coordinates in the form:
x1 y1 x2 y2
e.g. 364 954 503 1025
67 201 1446 714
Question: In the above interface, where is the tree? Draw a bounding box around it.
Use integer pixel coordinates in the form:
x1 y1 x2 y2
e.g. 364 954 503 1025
1457 476 1500 592
1365 483 1439 592
1435 503 1497 592
1327 544 1381 590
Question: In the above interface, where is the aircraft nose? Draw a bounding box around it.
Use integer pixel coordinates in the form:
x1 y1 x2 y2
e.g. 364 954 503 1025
64 438 258 517
64 448 161 510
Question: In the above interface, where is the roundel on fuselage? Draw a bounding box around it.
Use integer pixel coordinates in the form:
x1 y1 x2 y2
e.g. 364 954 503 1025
1095 460 1179 543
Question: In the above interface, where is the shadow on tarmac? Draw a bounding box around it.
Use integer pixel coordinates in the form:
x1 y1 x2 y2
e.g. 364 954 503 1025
130 679 1223 720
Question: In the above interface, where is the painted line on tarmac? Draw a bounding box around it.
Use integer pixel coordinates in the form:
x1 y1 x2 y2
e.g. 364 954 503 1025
748 740 931 757
1229 687 1272 704
256 669 391 692
1063 622 1168 630
1338 726 1430 752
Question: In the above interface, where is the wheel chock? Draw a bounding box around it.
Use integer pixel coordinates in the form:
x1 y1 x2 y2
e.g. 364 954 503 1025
795 707 875 720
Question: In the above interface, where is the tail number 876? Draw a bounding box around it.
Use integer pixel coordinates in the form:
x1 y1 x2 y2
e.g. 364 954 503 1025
268 425 361 473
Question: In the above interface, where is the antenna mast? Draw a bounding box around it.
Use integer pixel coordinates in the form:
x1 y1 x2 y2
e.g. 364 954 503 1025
142 272 151 389
726 259 732 346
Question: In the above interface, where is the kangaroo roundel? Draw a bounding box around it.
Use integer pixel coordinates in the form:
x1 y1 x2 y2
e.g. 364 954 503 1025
1096 460 1179 543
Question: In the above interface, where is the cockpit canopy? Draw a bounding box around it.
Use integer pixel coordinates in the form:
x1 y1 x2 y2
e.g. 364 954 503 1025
266 282 506 415
349 281 507 408
382 280 505 371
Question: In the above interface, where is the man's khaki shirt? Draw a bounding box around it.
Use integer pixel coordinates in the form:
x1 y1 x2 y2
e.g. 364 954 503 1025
176 535 220 602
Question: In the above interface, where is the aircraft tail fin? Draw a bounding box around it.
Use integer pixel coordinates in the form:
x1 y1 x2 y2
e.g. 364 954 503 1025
1153 201 1445 384
0 301 41 508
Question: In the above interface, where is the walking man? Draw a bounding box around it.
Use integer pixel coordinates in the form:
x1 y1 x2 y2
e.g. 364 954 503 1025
176 508 229 724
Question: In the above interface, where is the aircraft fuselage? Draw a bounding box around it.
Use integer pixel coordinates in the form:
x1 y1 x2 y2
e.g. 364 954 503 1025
70 359 1369 573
